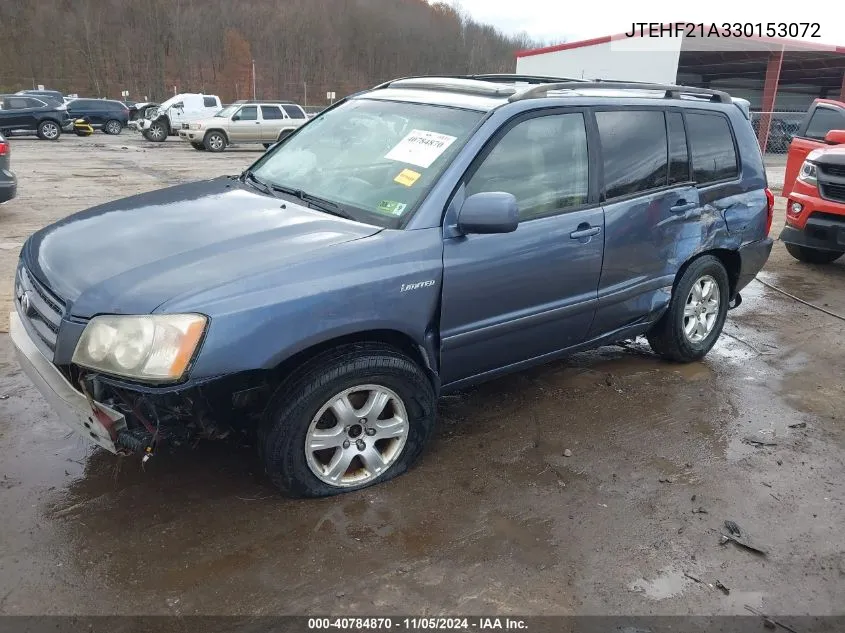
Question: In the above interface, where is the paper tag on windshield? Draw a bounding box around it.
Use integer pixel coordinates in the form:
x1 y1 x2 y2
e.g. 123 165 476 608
394 169 421 187
385 129 457 169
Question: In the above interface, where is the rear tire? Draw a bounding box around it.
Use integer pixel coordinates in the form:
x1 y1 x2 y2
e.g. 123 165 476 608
784 243 844 264
204 131 227 152
103 119 123 135
37 120 61 140
258 343 437 498
647 255 730 363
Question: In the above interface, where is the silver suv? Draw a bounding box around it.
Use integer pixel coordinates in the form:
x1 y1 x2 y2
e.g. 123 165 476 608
178 100 308 152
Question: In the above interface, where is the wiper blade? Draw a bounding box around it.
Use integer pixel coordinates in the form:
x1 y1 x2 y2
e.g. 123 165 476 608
241 170 278 198
269 184 354 220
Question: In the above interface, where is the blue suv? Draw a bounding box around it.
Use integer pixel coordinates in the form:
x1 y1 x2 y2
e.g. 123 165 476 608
10 76 773 497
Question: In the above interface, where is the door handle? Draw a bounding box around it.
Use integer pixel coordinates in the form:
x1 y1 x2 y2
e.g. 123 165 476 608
670 200 697 213
570 225 602 239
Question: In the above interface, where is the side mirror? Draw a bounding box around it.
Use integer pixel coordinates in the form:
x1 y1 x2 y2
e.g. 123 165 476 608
231 114 240 121
173 102 184 110
457 192 519 235
824 129 845 145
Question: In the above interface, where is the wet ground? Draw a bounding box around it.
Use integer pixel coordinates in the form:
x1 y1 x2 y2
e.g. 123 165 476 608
0 134 844 617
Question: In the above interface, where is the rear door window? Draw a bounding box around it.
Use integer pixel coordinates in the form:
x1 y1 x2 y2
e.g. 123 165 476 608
596 110 669 199
685 112 738 184
261 105 284 120
804 106 845 140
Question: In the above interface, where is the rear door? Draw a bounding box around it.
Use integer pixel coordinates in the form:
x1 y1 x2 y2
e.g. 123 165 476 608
784 102 845 197
440 109 604 385
588 108 702 338
259 105 285 142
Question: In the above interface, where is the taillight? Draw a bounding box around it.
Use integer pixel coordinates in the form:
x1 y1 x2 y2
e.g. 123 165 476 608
0 141 7 156
765 188 775 236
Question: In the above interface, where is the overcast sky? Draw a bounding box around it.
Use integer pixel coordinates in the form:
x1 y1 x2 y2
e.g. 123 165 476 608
451 0 843 47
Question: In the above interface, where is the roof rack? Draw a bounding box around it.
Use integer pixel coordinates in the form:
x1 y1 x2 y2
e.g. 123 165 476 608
509 81 731 103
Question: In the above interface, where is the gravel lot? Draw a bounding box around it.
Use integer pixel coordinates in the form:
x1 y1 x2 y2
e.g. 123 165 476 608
0 133 843 619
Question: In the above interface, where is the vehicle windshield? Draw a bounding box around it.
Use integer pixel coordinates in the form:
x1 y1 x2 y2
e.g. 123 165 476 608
215 104 239 118
250 98 483 227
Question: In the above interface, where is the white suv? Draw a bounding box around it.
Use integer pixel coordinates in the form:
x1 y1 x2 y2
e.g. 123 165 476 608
178 100 308 152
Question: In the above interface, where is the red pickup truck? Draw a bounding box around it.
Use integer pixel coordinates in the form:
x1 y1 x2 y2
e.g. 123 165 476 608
781 99 845 263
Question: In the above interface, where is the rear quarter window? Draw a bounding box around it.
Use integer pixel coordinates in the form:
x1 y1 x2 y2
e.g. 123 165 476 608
282 105 306 119
203 97 218 108
685 112 738 185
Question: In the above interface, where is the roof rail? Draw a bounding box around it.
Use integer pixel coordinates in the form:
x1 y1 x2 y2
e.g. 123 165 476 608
386 77 518 98
466 74 590 85
509 81 732 104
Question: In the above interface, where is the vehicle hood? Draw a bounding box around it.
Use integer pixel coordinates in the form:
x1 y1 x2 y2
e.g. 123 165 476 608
24 177 382 318
808 146 845 164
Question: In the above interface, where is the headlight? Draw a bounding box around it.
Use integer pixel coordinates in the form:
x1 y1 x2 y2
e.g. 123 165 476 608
72 314 207 382
190 122 203 130
798 160 817 185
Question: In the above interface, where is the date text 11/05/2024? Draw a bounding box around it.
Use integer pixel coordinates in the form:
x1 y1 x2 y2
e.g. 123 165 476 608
307 617 528 630
625 22 821 38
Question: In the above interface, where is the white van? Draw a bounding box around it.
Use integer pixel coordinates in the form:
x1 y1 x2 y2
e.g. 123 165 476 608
139 93 222 142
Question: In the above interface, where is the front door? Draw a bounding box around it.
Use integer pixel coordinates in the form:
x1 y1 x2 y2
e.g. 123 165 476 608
228 105 260 142
440 111 604 385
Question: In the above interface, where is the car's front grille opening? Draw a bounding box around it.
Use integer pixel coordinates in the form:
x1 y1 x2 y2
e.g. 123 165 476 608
15 266 66 354
819 163 845 178
819 182 845 204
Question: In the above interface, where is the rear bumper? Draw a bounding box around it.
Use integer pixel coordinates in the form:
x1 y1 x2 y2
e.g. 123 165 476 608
736 237 773 294
0 169 16 203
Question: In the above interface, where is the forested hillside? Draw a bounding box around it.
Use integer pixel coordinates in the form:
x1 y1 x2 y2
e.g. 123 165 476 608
0 0 535 104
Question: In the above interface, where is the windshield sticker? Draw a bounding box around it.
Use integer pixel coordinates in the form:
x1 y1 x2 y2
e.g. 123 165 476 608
394 169 422 187
385 129 457 169
376 200 408 216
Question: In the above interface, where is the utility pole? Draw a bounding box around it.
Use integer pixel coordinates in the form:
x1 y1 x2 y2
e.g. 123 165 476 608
303 81 308 107
252 59 256 100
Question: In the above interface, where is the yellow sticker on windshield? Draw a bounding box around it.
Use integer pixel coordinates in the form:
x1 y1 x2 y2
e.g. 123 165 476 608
394 169 421 187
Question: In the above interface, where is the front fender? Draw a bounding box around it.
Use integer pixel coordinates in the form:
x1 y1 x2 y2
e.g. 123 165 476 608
177 228 445 380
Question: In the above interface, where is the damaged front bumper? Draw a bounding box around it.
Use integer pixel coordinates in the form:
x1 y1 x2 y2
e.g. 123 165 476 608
10 311 125 453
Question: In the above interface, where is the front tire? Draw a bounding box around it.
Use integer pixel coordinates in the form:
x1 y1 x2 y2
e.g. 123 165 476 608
784 243 844 264
103 119 123 135
259 343 436 497
37 120 61 140
143 120 168 142
647 255 730 362
204 131 227 152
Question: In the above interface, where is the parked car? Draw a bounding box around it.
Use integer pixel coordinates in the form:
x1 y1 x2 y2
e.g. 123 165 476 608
10 77 772 497
0 132 16 203
178 100 308 151
783 99 845 198
139 93 222 141
780 133 845 264
16 89 65 107
0 94 69 140
65 99 129 135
